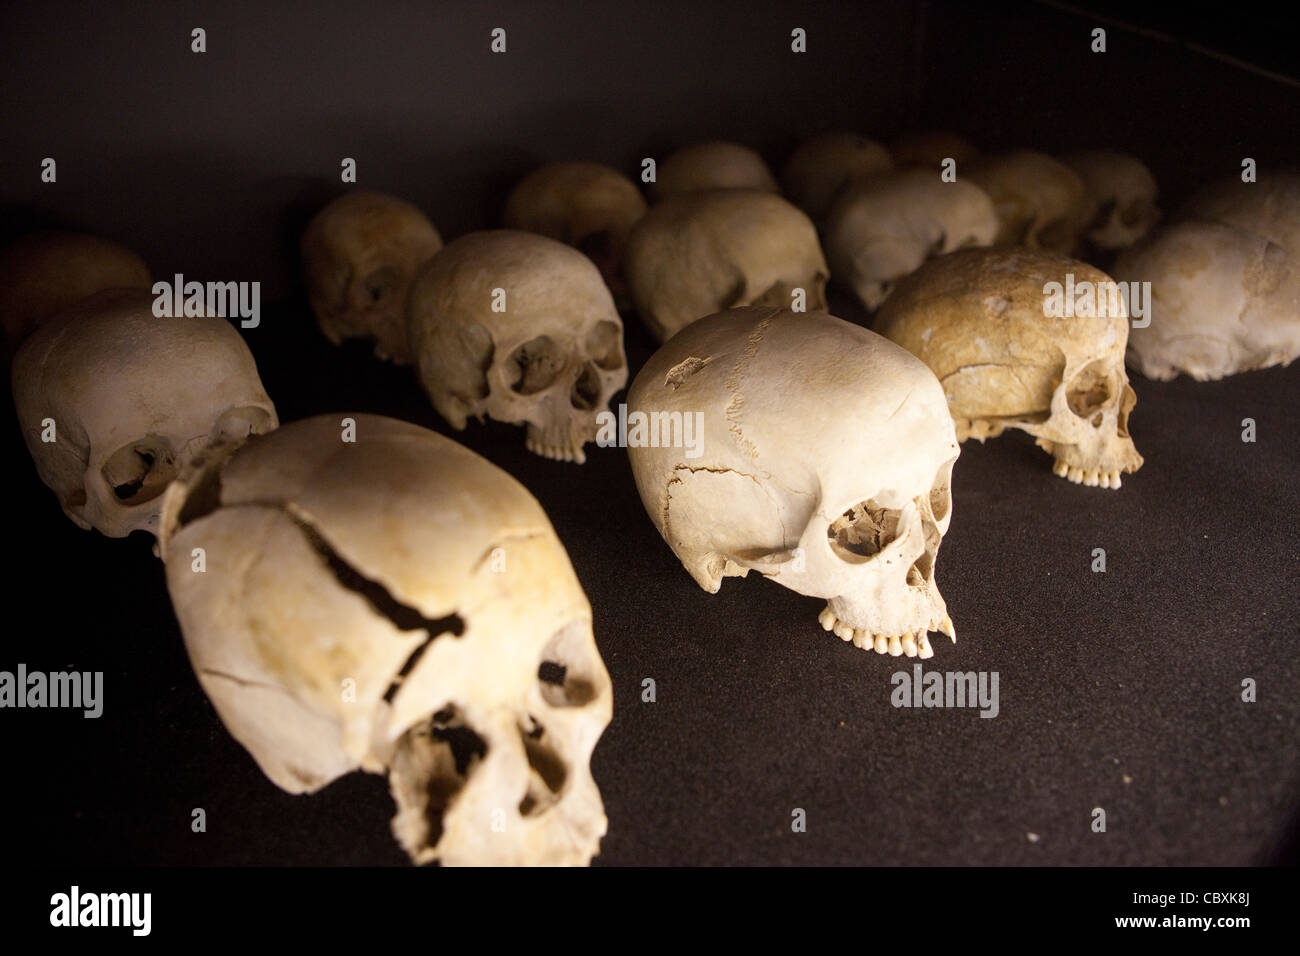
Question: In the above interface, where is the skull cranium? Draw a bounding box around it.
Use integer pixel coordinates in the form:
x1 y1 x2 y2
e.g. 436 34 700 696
627 307 959 658
158 414 612 866
875 247 1143 488
406 230 628 463
623 189 829 342
301 191 443 364
10 289 278 538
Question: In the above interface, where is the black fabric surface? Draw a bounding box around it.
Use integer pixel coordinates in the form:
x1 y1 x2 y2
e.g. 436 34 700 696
2 290 1297 866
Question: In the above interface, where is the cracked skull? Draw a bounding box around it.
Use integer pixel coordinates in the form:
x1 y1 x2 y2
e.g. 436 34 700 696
10 289 278 538
1061 150 1161 252
407 230 627 463
1112 219 1300 381
158 414 612 866
623 189 829 342
823 168 999 309
875 247 1143 488
966 151 1087 254
502 161 648 309
301 190 443 364
0 230 151 354
627 307 959 658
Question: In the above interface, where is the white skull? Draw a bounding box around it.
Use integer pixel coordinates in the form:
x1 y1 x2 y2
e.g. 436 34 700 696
1113 219 1300 381
0 230 151 353
890 131 979 170
966 151 1087 254
823 168 999 309
407 230 627 464
301 191 443 364
780 131 894 221
652 141 778 200
1177 171 1300 256
623 189 829 342
876 247 1143 488
627 307 959 659
1061 150 1161 251
502 161 648 309
158 414 612 866
11 289 278 538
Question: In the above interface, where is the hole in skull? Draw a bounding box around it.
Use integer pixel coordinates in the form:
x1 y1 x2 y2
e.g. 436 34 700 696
102 437 177 505
390 704 487 855
538 622 601 708
583 320 624 371
506 336 565 394
1066 360 1115 419
517 718 568 817
828 500 900 562
928 231 948 256
571 364 603 411
359 266 400 307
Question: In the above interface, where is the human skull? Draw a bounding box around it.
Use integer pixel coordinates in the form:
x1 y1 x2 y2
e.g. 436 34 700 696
890 131 980 170
301 191 443 364
1061 150 1161 251
0 230 151 354
823 168 999 309
966 151 1087 254
875 247 1143 488
652 141 778 200
623 189 829 342
1176 171 1300 256
158 414 612 866
1112 220 1300 381
502 161 648 308
11 289 278 538
779 131 894 221
407 230 627 463
627 307 959 658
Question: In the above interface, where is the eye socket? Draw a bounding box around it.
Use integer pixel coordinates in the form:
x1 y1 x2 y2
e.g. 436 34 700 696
357 266 401 308
583 320 624 371
101 437 177 505
1066 359 1116 418
537 622 600 708
827 499 900 562
506 336 565 394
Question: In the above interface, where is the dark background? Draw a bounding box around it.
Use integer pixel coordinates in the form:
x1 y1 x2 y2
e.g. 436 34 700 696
1 0 1297 865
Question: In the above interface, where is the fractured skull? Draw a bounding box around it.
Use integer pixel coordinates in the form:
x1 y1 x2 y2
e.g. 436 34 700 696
875 247 1143 488
407 230 627 463
627 306 960 658
158 414 612 866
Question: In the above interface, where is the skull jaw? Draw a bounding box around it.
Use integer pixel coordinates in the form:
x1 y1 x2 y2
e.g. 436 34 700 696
821 585 954 659
1036 433 1144 488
